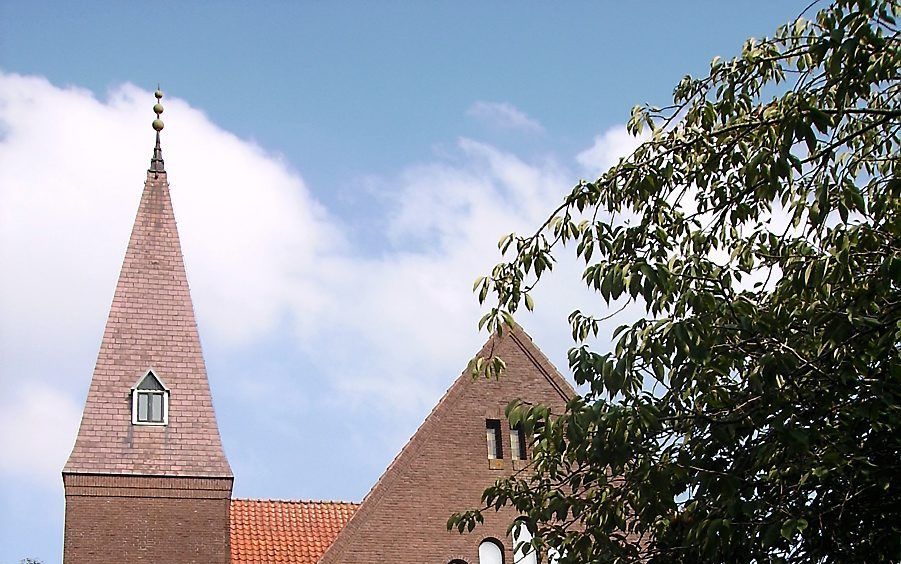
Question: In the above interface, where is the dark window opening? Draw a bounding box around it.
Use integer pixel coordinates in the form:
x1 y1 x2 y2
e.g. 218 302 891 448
486 419 503 459
511 423 527 460
136 392 164 423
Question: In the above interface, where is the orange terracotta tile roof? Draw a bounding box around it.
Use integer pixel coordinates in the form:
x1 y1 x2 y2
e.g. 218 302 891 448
230 499 359 564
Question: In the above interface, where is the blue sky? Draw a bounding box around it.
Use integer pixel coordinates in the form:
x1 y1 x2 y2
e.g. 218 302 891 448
1 2 808 562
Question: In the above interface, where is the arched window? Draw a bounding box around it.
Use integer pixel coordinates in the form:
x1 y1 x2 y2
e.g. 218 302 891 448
512 521 537 564
131 369 169 425
449 560 469 564
478 538 504 564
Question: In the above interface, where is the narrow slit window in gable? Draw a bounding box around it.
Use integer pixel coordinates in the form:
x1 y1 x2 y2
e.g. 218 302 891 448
486 419 503 459
511 423 527 460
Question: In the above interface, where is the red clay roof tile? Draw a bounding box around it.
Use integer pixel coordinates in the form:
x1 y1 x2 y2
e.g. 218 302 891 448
230 499 358 564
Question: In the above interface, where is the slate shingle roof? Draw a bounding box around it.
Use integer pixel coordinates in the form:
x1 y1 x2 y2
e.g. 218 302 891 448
64 148 231 477
230 499 358 564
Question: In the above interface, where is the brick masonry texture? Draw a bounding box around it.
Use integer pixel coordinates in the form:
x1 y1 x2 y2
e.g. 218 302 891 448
318 325 574 564
64 168 231 477
63 474 232 564
230 499 359 563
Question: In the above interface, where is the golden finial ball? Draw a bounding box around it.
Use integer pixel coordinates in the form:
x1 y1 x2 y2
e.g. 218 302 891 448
152 119 165 131
154 89 164 100
153 103 164 115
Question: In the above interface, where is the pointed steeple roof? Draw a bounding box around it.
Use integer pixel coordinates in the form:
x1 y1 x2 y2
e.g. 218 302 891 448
64 91 231 477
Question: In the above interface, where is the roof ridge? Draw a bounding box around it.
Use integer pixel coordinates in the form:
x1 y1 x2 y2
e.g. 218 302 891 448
508 323 576 401
232 498 359 505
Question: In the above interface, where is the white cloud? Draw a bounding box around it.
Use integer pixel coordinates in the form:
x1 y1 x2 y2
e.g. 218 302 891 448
576 125 644 179
0 383 81 487
0 73 340 357
0 72 341 490
0 72 644 497
313 137 576 410
466 101 544 133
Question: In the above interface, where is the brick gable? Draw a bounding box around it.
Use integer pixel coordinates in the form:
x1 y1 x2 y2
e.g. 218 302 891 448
318 325 573 564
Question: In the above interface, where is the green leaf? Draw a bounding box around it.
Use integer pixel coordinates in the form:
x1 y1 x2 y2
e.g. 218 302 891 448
463 2 901 561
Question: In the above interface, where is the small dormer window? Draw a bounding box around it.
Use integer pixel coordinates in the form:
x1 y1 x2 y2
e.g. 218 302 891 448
132 370 169 425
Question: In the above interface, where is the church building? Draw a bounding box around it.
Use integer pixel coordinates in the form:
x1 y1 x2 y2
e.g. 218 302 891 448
62 92 574 564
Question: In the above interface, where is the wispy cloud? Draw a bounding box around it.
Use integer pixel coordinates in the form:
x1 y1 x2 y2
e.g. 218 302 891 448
575 125 644 179
0 383 81 487
466 101 544 133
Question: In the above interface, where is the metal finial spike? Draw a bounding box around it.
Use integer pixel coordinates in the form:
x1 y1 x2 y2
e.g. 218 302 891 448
150 130 165 173
149 88 166 173
152 87 165 131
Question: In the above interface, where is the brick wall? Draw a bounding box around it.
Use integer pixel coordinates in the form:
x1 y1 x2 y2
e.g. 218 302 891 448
319 327 573 564
63 474 233 564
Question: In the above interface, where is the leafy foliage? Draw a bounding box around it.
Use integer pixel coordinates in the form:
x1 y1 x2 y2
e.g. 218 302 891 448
451 1 901 562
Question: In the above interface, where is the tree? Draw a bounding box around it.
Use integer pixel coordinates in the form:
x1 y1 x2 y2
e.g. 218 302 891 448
450 1 900 562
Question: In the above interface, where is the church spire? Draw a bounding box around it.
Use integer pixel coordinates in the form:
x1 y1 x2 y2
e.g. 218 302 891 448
150 88 165 173
63 87 232 564
64 88 231 478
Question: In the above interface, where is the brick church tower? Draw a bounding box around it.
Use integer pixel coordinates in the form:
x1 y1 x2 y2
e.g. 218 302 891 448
62 91 233 564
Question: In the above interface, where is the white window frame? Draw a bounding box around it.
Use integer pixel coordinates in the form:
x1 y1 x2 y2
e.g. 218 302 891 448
131 369 169 426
